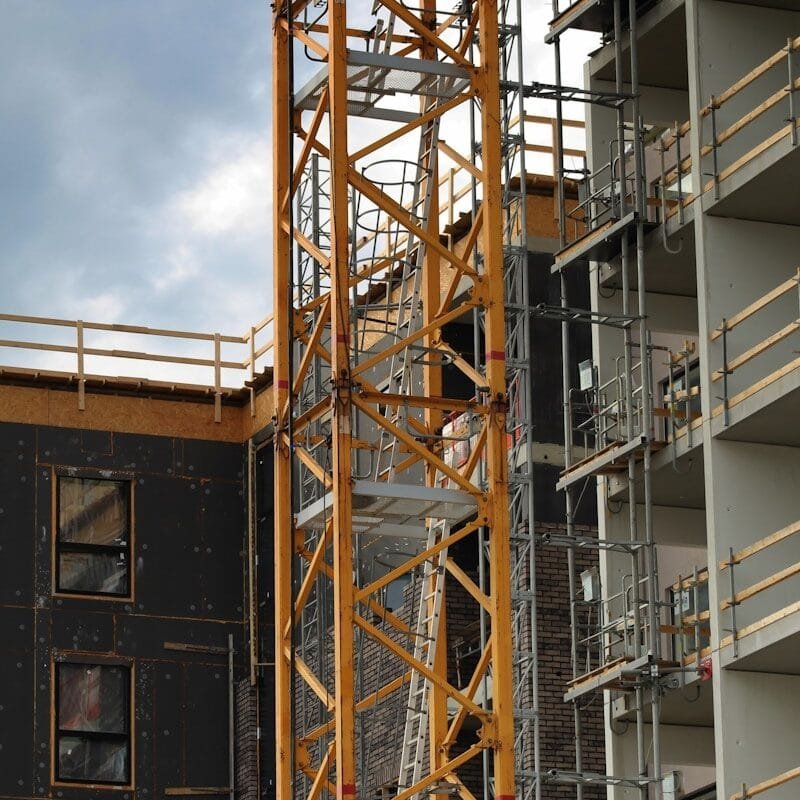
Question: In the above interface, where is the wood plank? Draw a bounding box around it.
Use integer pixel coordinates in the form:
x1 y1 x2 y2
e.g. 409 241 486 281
681 609 711 625
554 217 616 266
703 118 800 194
721 560 800 611
549 0 595 31
700 43 795 117
729 766 800 800
661 623 711 636
671 568 710 592
721 598 800 647
711 320 800 381
566 656 627 688
524 113 585 129
711 355 800 418
662 385 701 403
162 641 228 655
701 77 800 158
559 438 623 477
711 272 799 341
720 519 800 569
660 120 691 150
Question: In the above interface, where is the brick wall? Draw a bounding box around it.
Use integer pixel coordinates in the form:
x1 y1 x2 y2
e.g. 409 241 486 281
535 522 605 799
341 520 606 800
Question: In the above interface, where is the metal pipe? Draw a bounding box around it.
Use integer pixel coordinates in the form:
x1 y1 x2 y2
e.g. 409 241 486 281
722 319 730 428
710 97 720 200
675 124 686 226
247 439 258 684
560 268 584 800
228 633 235 800
684 347 693 450
554 36 567 248
629 0 663 789
613 0 627 220
510 0 542 786
729 547 739 659
789 38 797 147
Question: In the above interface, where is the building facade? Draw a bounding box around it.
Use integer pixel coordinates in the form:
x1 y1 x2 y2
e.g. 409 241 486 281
0 382 275 800
546 0 800 796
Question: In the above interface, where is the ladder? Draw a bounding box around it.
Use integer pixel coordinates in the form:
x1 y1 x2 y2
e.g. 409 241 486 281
396 517 450 795
373 80 445 483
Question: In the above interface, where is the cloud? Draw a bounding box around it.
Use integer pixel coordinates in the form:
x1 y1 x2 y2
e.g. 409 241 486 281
168 136 271 239
0 0 271 336
0 1 595 384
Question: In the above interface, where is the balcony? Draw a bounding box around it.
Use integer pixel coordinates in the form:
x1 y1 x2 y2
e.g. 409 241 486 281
546 0 661 42
717 516 800 674
699 36 800 225
709 269 800 445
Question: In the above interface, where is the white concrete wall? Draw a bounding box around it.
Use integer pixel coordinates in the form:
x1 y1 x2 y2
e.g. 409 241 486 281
705 439 800 633
701 216 800 400
696 2 800 178
603 717 715 799
712 671 800 800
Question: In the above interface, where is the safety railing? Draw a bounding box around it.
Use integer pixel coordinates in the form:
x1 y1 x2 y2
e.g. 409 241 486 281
730 766 800 800
700 36 800 199
658 341 702 455
651 120 695 226
575 569 661 675
563 133 633 243
719 518 800 658
569 352 649 460
668 568 710 667
710 268 800 424
0 310 274 420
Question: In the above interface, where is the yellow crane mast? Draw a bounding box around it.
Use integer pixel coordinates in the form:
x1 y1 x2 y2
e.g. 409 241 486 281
272 2 517 798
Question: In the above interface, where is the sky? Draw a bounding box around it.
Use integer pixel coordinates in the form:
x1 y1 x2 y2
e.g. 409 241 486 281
0 2 596 381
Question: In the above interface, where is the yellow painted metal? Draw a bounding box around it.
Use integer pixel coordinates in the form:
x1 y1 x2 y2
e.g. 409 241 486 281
271 6 293 797
272 2 517 798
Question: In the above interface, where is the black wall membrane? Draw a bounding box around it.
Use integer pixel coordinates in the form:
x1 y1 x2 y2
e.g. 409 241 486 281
0 420 273 800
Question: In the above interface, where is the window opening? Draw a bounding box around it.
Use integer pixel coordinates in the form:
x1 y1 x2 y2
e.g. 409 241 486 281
57 476 131 596
56 662 131 785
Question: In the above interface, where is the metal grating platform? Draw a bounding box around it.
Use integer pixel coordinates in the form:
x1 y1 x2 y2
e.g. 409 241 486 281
295 52 471 123
295 479 478 540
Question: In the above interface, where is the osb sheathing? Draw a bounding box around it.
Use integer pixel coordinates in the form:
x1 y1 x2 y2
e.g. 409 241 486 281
0 382 275 443
0 182 571 444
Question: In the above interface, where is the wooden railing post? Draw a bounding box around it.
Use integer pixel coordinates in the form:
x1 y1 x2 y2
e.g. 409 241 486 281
76 319 85 411
249 325 256 418
214 332 222 423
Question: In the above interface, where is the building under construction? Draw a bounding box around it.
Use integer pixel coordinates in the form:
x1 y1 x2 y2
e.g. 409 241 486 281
2 1 800 799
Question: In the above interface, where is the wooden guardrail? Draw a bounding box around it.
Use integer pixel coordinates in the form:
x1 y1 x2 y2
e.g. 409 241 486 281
710 268 800 419
730 766 800 800
700 36 800 195
719 518 800 650
0 310 274 420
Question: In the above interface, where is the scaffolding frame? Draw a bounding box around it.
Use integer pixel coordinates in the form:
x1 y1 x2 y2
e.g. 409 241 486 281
543 0 668 795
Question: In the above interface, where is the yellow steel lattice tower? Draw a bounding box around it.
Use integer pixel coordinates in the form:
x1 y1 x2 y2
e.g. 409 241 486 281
272 2 517 798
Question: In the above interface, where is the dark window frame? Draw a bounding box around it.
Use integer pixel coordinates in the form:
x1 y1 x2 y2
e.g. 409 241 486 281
55 473 133 599
54 659 133 787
